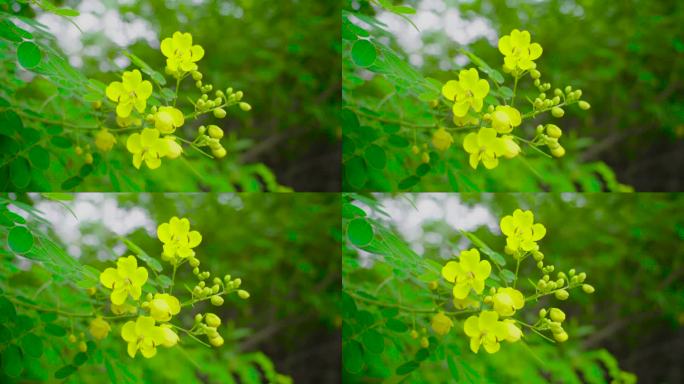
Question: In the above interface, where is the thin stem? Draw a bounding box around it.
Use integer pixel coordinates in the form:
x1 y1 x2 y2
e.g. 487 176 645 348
181 290 228 307
525 283 581 302
513 259 521 289
349 108 437 129
170 264 178 294
175 136 215 159
7 296 134 320
515 320 555 343
511 75 519 107
170 324 211 348
173 77 181 107
347 291 477 316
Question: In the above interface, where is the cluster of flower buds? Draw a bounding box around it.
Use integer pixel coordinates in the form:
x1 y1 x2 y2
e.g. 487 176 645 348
194 313 225 347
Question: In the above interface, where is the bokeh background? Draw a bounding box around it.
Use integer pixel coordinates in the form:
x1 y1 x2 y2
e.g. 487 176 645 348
1 0 340 191
343 193 684 382
0 193 341 383
343 0 683 191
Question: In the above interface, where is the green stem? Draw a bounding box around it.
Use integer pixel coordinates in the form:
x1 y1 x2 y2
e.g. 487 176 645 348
170 264 178 294
175 136 215 159
348 108 437 129
515 320 555 343
181 290 228 307
511 75 519 107
347 291 478 316
513 259 521 289
6 296 134 320
170 324 211 348
173 77 181 107
525 283 581 302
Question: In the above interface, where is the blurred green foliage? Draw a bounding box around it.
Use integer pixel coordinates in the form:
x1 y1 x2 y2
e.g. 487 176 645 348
0 0 340 192
0 193 341 383
342 0 683 192
342 192 683 383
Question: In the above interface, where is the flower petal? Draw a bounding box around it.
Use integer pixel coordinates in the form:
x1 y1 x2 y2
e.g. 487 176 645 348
100 267 119 288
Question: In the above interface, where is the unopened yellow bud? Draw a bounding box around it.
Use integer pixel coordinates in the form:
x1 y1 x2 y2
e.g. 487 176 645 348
84 153 94 164
578 101 590 110
551 146 566 158
68 334 77 343
239 102 252 111
530 69 541 79
551 107 565 118
539 309 547 318
212 147 227 159
549 308 566 323
421 152 430 164
582 284 595 294
192 71 203 81
553 330 568 342
213 108 227 118
86 287 97 296
78 341 87 352
207 125 224 139
420 337 429 348
238 290 250 299
554 289 569 300
205 313 221 327
209 335 224 347
410 330 419 339
210 295 224 306
75 146 83 155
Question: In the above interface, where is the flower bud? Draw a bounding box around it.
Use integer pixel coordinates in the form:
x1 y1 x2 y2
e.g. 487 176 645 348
239 102 252 111
411 145 419 155
549 308 566 322
207 125 224 139
68 334 77 343
537 261 544 269
212 147 227 159
213 108 227 118
573 90 583 99
539 309 547 318
205 313 221 327
530 69 541 79
582 284 595 294
568 269 576 277
578 272 587 282
78 341 87 352
212 285 220 294
421 152 430 164
210 295 224 306
193 267 200 275
554 289 569 300
428 281 438 290
543 274 550 282
192 71 203 81
196 80 203 88
235 91 243 100
238 290 250 299
551 144 565 157
410 329 419 339
85 153 93 164
551 107 565 118
190 257 200 267
209 335 224 347
195 314 203 322
578 101 591 110
202 287 212 296
554 88 563 97
553 330 568 342
420 337 429 348
552 96 561 105
537 280 547 290
546 124 563 138
534 79 541 87
549 321 563 333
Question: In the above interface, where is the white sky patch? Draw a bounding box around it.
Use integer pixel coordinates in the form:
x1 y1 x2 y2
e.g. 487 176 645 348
375 0 498 69
36 0 158 69
32 194 155 260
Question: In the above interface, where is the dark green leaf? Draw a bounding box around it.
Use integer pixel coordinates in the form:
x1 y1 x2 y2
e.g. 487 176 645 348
342 340 364 374
54 364 77 379
396 361 420 375
17 41 41 69
61 176 83 190
21 333 43 358
361 329 384 354
73 352 88 366
10 157 31 189
416 163 430 176
386 318 408 333
8 226 33 253
364 144 386 169
398 176 420 190
347 218 374 247
345 156 368 189
28 146 50 170
44 323 66 337
2 344 23 377
351 40 376 67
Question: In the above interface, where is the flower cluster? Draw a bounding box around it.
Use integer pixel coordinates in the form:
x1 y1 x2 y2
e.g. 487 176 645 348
423 209 593 354
91 216 249 359
95 31 251 170
429 29 590 170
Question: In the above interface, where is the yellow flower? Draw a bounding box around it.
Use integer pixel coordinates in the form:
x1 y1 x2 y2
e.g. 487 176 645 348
121 316 178 358
126 128 169 170
500 135 521 159
431 312 454 336
442 68 490 117
106 70 153 118
463 311 522 354
149 293 181 322
453 296 480 310
157 216 202 263
491 287 525 317
111 302 138 315
153 106 184 134
160 32 205 78
100 255 148 305
164 137 183 159
463 128 507 170
432 128 454 151
491 105 521 134
95 129 117 152
498 29 543 73
500 209 546 255
89 316 111 340
441 248 491 299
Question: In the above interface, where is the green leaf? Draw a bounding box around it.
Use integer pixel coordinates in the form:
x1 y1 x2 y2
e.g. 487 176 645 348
342 340 364 374
460 230 506 266
447 355 459 380
392 6 416 14
44 323 66 337
398 176 420 190
29 146 50 170
54 364 77 379
0 297 17 321
156 274 172 288
364 144 386 169
10 157 31 189
124 52 166 86
345 156 368 189
361 329 384 354
121 238 163 272
61 176 83 190
0 110 23 135
50 136 72 148
386 318 408 333
387 135 409 147
73 352 88 366
342 203 366 219
347 218 374 247
396 361 420 375
500 269 516 283
17 41 41 69
2 344 23 377
53 8 80 17
8 226 34 253
351 40 377 67
416 163 430 176
21 333 43 358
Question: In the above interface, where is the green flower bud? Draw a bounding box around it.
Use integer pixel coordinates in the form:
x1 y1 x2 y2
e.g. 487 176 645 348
196 80 203 88
235 91 243 100
533 250 544 261
546 124 562 138
537 280 547 290
582 284 595 294
239 102 252 111
564 86 572 94
551 107 565 118
208 125 224 139
198 281 206 287
534 79 541 87
210 295 224 306
194 314 203 323
568 269 576 277
238 290 250 299
233 278 242 287
578 272 587 282
578 101 591 110
556 278 564 286
205 313 221 327
224 274 231 282
202 287 213 296
212 284 220 294
530 69 541 79
539 92 546 100
554 88 563 97
190 257 200 267
213 277 222 285
547 281 557 290
193 267 200 275
573 90 583 99
202 94 209 101
213 108 227 118
192 71 203 81
549 308 566 322
539 309 547 318
551 145 565 158
212 146 227 159
554 289 569 300
549 321 563 333
552 96 561 105
553 330 568 342
537 261 544 269
543 274 550 282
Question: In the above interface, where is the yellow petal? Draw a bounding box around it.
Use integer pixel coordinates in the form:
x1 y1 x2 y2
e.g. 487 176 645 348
105 82 124 102
121 320 137 342
127 342 138 358
462 132 479 154
157 223 171 243
475 260 491 280
529 43 542 60
188 231 202 248
131 266 148 286
191 45 204 62
531 223 546 241
160 37 174 57
441 261 459 282
110 288 128 305
500 215 515 237
498 35 512 56
463 315 480 337
452 100 469 117
452 282 470 299
99 267 119 288
442 80 459 100
116 102 133 118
